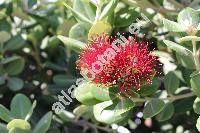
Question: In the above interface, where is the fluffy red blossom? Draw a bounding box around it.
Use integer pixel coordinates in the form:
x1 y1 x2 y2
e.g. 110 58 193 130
77 34 159 91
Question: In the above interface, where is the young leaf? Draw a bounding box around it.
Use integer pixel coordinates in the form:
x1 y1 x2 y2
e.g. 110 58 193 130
74 82 102 105
57 35 85 53
163 40 193 57
33 112 52 133
88 20 112 38
178 7 200 29
143 99 165 119
197 117 200 132
163 18 185 32
193 97 200 114
7 119 31 130
10 94 32 119
93 99 135 124
57 110 75 122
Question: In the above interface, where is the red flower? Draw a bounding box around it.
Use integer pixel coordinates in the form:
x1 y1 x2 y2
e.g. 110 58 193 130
77 34 159 91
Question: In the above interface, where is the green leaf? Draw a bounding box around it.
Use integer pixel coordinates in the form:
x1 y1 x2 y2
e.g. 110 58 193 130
0 31 11 43
53 74 76 87
190 71 200 98
33 112 52 133
114 8 139 28
73 105 91 116
69 23 88 41
163 18 185 32
73 0 95 21
0 76 6 85
156 102 174 122
163 40 193 57
139 79 161 96
10 94 32 119
164 71 180 94
193 97 200 114
57 35 85 53
178 7 200 29
4 34 25 51
74 82 102 105
1 56 25 76
7 77 24 91
93 99 135 124
197 117 200 132
91 85 116 101
99 0 118 20
0 123 8 133
0 105 13 122
174 97 193 114
25 101 37 121
7 119 31 130
143 99 165 119
176 53 195 69
64 3 92 24
57 110 75 122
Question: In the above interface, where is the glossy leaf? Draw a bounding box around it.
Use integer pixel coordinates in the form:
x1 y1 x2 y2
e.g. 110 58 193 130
156 102 174 121
1 56 25 76
33 112 52 133
74 82 102 105
143 99 165 119
0 105 13 122
164 71 180 94
57 110 75 122
139 79 161 96
10 94 32 119
7 119 31 130
93 99 135 124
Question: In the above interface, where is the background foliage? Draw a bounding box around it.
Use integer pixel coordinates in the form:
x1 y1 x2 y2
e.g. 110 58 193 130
0 0 200 133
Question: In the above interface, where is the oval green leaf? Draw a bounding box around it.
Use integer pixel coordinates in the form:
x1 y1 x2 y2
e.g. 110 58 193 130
143 99 165 119
33 112 52 133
